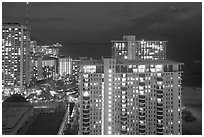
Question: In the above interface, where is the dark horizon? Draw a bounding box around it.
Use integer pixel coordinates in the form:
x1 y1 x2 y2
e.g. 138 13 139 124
2 2 202 87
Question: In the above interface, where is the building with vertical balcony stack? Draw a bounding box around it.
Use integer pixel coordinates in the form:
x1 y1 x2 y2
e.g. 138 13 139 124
2 23 31 93
58 57 73 77
78 57 183 135
72 59 81 80
111 35 166 60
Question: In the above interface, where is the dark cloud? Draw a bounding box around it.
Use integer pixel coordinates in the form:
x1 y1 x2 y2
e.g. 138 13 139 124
110 3 133 18
193 60 202 65
127 3 201 61
22 17 67 22
129 5 196 34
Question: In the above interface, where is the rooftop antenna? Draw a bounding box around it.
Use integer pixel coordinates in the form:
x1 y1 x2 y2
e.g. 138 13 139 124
26 2 29 26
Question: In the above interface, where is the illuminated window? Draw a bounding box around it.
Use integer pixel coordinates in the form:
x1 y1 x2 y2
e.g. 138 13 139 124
157 98 161 103
139 90 144 95
155 65 163 72
138 65 145 73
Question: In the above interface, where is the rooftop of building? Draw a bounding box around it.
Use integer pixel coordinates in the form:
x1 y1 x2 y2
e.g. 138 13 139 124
4 94 28 103
111 40 168 42
2 23 30 29
111 35 167 42
42 56 57 60
25 110 66 135
3 23 21 26
79 58 183 66
2 106 33 133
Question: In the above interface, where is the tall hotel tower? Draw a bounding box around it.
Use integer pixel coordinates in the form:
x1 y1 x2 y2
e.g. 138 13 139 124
78 36 183 135
2 23 30 92
111 35 166 60
58 57 73 76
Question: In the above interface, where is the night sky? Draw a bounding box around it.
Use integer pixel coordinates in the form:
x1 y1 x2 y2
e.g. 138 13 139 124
2 2 202 87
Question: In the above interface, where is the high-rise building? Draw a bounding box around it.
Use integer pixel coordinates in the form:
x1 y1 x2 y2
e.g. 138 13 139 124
29 42 61 81
41 56 57 79
111 35 166 60
58 57 73 77
30 40 37 54
72 59 81 80
2 23 31 93
34 43 62 57
30 56 43 80
78 58 183 135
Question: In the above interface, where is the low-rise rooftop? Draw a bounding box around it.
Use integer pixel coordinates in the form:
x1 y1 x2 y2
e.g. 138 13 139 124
79 58 183 66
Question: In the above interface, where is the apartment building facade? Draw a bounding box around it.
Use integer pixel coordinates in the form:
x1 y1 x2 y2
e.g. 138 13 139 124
78 58 183 135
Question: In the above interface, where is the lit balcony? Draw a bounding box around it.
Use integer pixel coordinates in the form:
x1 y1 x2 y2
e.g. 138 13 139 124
121 100 127 103
121 112 127 117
